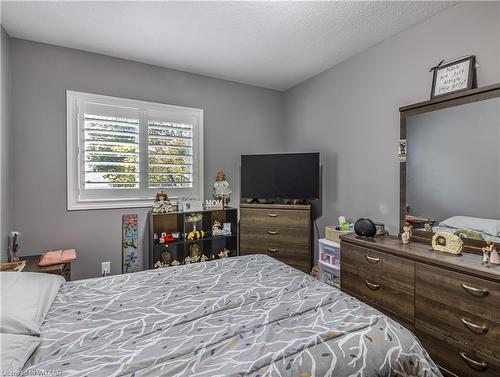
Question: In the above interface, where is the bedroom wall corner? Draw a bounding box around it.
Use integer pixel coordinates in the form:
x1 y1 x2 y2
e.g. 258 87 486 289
0 26 13 263
283 1 500 248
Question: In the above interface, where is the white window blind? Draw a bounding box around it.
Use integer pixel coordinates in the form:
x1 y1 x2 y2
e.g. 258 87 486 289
84 114 140 189
148 120 193 189
67 91 203 210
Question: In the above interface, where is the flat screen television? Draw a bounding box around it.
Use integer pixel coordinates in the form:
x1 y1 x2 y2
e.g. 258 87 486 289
241 153 320 200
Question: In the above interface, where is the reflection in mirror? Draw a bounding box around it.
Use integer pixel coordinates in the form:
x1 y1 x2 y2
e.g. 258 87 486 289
406 96 500 242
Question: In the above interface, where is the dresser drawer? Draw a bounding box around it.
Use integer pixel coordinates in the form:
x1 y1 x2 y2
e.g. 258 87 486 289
240 226 309 248
416 295 500 361
240 243 309 271
240 208 309 229
417 327 500 377
341 241 414 290
416 263 500 323
341 268 414 321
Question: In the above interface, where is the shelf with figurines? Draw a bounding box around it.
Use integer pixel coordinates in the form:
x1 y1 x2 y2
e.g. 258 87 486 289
148 172 238 269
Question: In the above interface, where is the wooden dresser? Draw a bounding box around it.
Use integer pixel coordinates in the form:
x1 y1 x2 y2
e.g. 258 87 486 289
340 234 500 377
239 203 312 273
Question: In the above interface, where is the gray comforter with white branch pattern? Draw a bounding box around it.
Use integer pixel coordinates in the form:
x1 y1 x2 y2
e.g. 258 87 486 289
24 255 441 377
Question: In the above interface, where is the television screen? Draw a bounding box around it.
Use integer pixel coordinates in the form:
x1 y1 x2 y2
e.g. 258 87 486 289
241 153 320 200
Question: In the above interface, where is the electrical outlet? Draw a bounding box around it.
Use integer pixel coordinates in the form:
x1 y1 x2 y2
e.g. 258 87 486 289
101 261 110 276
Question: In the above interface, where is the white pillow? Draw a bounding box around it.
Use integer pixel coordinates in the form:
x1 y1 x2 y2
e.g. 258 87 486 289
0 272 64 335
439 216 500 237
0 333 39 373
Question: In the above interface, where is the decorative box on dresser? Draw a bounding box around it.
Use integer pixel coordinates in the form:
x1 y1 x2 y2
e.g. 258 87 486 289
239 203 312 273
340 234 500 377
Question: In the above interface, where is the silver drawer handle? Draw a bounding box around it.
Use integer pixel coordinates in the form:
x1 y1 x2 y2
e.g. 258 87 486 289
365 255 380 264
267 230 279 235
459 352 488 371
267 213 279 217
461 283 489 297
364 280 380 290
267 248 279 253
461 318 488 334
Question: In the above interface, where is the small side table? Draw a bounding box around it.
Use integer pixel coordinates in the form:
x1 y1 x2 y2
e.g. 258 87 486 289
20 255 71 281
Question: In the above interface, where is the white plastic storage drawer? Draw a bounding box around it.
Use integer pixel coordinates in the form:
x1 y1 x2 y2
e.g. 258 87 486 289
319 260 340 288
318 238 340 288
319 238 340 266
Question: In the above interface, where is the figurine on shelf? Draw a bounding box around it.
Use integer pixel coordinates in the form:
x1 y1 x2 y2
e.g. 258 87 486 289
161 250 172 265
213 171 231 207
189 244 202 260
200 255 209 262
401 222 413 244
184 256 192 264
218 248 230 258
154 260 165 269
482 240 495 264
490 242 500 265
212 220 222 236
310 266 320 280
171 260 180 266
153 191 173 214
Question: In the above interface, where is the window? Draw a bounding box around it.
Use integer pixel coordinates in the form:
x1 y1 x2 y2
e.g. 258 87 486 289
67 91 203 210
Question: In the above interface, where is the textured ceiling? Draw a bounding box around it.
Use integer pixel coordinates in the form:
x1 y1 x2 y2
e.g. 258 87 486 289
1 1 455 90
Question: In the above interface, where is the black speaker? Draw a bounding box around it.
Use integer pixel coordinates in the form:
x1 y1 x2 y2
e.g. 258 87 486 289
354 218 377 238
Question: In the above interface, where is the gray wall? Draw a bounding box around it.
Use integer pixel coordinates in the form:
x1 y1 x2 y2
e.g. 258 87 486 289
1 26 13 262
10 39 284 279
407 97 500 223
283 2 500 244
6 1 500 277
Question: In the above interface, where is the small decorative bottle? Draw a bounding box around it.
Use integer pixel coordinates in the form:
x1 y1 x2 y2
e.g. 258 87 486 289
8 231 21 262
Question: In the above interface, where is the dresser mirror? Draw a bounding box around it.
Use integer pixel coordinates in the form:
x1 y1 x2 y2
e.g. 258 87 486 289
400 84 500 251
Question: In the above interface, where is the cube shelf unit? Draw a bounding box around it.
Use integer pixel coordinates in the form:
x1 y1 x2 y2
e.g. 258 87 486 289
148 207 238 269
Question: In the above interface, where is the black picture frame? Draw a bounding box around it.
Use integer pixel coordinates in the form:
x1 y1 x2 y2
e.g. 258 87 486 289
430 56 476 99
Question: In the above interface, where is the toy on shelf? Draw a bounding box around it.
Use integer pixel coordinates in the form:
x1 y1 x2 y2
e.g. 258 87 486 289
154 261 165 269
482 240 499 265
171 260 181 266
213 171 231 207
153 191 173 214
212 220 222 236
401 222 413 244
217 223 232 236
158 232 175 244
187 230 205 240
189 244 202 260
218 248 230 258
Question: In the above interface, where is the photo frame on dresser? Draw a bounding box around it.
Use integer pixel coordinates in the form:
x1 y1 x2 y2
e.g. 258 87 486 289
399 83 500 254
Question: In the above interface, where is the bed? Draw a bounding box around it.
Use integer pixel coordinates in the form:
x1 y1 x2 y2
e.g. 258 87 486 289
3 255 441 376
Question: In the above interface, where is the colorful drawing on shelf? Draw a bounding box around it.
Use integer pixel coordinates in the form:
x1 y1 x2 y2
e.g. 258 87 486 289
122 214 139 273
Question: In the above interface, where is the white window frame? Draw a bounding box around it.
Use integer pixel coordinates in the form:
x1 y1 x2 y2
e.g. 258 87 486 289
67 91 204 210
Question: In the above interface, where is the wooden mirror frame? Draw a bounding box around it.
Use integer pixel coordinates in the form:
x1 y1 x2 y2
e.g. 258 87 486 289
399 83 500 254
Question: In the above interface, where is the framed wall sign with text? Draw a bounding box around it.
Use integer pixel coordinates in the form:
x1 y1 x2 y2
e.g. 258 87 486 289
430 56 476 99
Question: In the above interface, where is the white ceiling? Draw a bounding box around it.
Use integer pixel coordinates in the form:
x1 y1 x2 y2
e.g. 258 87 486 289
1 1 455 90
